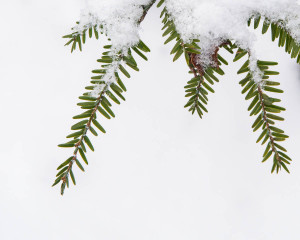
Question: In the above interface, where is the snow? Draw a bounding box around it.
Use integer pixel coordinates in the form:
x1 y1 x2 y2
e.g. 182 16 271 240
165 0 300 68
73 0 153 96
90 61 122 98
74 0 300 88
249 54 263 84
75 0 153 52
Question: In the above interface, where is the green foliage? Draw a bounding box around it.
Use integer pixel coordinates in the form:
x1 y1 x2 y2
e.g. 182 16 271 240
237 55 291 173
159 5 236 118
157 3 294 173
54 34 150 195
54 0 299 195
249 15 300 63
62 22 101 53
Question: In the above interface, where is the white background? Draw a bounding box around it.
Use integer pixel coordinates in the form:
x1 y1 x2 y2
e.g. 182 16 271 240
1 1 300 239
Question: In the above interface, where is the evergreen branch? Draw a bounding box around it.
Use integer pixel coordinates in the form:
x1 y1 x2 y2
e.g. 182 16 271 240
55 0 299 195
257 85 281 169
185 59 206 118
159 1 292 171
237 53 292 173
158 2 232 118
62 22 101 53
54 2 155 195
249 15 300 64
53 42 150 195
54 85 109 194
183 42 233 118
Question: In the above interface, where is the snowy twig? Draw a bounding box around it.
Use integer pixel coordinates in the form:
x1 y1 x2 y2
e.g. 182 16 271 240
138 0 157 24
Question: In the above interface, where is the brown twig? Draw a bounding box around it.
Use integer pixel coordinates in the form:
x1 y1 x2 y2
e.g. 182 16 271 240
257 85 280 162
59 1 158 192
138 0 157 24
186 40 230 110
212 40 231 68
62 85 109 185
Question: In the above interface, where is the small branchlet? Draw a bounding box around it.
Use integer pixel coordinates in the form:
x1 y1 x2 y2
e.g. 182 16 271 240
54 2 154 195
158 1 294 173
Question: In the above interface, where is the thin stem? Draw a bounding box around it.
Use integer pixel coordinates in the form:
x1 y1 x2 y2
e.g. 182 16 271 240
257 85 280 162
62 85 109 184
189 58 205 108
138 0 157 24
60 2 156 187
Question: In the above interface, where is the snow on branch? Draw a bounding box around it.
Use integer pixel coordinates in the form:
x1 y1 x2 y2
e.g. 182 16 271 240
164 0 300 64
74 0 155 52
74 0 300 77
54 0 300 194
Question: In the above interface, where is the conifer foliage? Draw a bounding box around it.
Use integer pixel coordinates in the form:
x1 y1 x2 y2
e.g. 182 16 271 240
53 0 300 195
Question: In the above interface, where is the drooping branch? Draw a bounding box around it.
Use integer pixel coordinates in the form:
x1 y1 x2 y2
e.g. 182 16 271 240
157 1 232 118
183 42 230 118
54 0 299 196
250 15 300 64
237 50 291 173
54 2 155 195
58 86 109 194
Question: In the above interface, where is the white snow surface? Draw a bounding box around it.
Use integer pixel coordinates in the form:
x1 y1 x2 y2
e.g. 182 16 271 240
77 0 300 52
76 0 153 52
76 0 300 87
165 0 300 44
165 0 300 69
